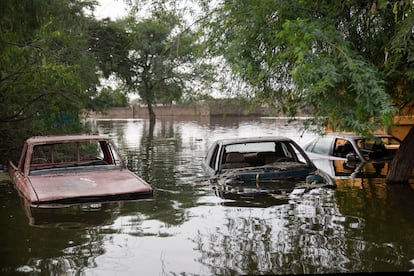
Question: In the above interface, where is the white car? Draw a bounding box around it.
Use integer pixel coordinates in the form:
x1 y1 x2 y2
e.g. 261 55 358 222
303 133 401 178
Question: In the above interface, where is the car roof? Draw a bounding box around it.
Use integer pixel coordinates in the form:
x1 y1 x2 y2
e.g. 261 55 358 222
25 134 112 146
321 132 397 140
215 136 294 146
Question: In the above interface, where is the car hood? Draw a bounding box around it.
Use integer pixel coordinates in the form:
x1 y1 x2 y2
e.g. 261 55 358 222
27 167 152 204
213 162 335 189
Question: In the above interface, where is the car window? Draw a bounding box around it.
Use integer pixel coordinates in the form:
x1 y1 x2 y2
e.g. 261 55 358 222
209 144 220 169
280 142 295 160
225 142 276 153
303 140 316 151
288 143 307 163
19 144 28 174
310 137 332 155
224 141 298 158
355 136 401 160
333 139 355 157
356 137 400 151
30 141 112 165
105 142 122 165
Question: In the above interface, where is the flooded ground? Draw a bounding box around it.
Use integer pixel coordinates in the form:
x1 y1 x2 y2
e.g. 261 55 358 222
1 117 414 275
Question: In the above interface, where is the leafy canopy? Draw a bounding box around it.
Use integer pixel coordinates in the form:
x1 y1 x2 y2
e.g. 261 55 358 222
0 0 99 124
204 0 414 135
0 0 101 163
94 9 213 115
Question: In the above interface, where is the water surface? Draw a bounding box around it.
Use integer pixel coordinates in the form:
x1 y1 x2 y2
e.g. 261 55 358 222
1 117 414 275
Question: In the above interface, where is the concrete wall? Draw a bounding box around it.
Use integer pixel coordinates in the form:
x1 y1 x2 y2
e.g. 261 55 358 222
132 103 210 118
87 100 273 119
87 107 133 119
85 102 414 141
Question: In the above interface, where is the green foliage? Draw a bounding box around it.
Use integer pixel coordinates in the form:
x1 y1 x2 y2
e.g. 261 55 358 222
87 18 131 79
92 87 130 110
122 11 206 104
203 0 414 134
0 0 100 164
92 8 213 120
0 0 213 163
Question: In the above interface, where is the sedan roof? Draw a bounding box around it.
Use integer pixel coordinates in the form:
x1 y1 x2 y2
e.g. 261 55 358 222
322 132 400 141
215 136 294 146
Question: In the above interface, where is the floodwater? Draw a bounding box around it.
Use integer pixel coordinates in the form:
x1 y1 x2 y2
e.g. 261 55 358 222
1 117 414 275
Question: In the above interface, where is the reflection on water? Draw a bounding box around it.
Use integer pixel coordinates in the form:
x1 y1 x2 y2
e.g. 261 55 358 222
1 117 414 275
195 188 344 275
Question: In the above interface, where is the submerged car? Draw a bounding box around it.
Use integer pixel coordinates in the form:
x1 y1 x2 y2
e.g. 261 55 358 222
8 134 153 207
303 133 402 178
202 136 336 196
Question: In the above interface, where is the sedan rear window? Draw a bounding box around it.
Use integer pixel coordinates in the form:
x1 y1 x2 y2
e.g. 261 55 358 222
225 142 276 153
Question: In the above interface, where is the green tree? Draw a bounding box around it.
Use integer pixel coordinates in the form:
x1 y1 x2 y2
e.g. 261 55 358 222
97 10 212 123
87 17 131 82
202 0 414 183
0 0 100 163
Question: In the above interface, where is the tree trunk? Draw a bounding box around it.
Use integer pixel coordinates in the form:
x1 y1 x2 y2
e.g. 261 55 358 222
386 126 414 184
147 102 156 125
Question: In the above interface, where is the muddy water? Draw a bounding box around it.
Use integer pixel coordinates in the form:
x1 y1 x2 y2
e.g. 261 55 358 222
1 117 414 275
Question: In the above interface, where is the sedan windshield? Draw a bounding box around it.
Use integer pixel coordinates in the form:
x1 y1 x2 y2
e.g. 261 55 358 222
222 141 307 166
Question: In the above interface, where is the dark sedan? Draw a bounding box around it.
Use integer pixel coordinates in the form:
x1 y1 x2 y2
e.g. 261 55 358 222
202 136 336 196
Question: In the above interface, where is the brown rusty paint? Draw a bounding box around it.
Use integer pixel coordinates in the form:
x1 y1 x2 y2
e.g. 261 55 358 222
8 134 153 205
28 169 151 202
